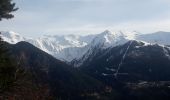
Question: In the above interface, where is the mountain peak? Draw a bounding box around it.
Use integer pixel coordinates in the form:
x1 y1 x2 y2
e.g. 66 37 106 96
90 30 128 48
101 30 112 35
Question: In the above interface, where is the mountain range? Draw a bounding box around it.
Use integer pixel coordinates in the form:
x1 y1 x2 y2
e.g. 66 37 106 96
1 30 170 63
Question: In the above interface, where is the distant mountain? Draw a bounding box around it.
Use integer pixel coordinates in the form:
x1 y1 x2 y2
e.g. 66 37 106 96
1 30 170 63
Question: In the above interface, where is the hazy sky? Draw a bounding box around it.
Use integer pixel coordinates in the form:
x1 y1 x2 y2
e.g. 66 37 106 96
0 0 170 37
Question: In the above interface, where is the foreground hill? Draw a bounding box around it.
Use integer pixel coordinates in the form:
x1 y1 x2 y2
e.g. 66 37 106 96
1 41 104 100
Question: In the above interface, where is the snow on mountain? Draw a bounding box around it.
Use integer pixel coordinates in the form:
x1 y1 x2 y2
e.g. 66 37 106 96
89 30 129 49
71 30 133 67
1 30 170 62
33 34 95 61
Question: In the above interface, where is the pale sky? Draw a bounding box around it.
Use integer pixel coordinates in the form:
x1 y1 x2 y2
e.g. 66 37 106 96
0 0 170 37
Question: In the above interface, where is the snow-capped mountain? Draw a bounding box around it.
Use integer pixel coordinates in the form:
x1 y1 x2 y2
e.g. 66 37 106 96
1 30 170 62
